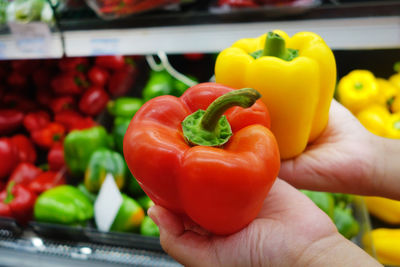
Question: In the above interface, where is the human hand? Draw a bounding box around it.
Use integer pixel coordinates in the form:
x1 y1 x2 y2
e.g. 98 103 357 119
148 179 378 267
279 99 392 198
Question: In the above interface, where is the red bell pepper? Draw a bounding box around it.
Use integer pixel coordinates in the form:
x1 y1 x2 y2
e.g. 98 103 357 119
7 72 27 89
50 96 76 114
124 83 280 235
88 66 109 87
0 109 24 135
31 122 65 149
0 138 19 180
27 170 66 195
23 111 51 133
51 72 88 95
0 181 36 224
2 93 39 112
95 55 126 70
10 135 37 164
54 110 97 132
36 88 54 106
0 181 5 192
79 86 109 116
58 57 89 72
8 162 42 187
47 143 65 171
108 64 137 97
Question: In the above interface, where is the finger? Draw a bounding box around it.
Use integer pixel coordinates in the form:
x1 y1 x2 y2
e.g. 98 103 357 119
148 206 216 267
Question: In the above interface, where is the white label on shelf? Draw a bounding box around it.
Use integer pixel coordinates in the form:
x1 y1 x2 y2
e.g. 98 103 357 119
94 173 123 232
8 22 51 55
0 41 5 59
90 38 120 55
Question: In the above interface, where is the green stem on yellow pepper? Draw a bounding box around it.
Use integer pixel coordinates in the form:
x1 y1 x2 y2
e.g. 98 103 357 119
182 88 261 147
262 32 299 61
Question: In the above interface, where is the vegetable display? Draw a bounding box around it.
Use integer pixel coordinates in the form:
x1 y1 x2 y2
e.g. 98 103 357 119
124 83 280 235
215 30 336 159
337 67 400 139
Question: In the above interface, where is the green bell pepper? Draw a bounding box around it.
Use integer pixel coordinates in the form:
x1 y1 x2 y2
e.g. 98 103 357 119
301 190 335 219
34 185 94 225
140 216 159 237
137 195 154 212
77 183 97 204
84 148 126 193
110 194 144 232
333 205 359 239
125 171 145 197
112 117 131 154
107 97 143 119
142 70 174 102
64 126 111 177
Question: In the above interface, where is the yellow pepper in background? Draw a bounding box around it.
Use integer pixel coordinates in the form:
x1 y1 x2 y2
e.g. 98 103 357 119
364 196 400 224
369 228 400 266
386 113 400 139
215 30 336 159
376 78 399 108
391 96 400 113
336 70 379 114
356 105 390 137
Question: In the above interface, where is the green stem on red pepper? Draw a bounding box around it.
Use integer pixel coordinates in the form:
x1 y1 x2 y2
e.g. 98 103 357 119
182 88 261 147
4 181 15 204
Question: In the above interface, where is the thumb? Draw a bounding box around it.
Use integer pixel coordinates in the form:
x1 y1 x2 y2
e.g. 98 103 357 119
148 205 216 267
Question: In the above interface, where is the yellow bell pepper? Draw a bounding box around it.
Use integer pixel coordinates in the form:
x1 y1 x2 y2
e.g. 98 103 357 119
386 112 400 139
337 70 379 114
370 228 400 266
391 96 400 113
389 72 400 90
376 78 398 108
356 105 390 137
215 30 336 159
364 196 400 224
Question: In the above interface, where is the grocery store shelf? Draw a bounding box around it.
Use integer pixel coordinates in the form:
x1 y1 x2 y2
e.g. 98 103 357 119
60 0 400 56
0 32 63 60
63 15 400 56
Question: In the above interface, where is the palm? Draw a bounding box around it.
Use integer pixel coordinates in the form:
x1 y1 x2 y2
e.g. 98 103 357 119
279 100 379 195
150 180 337 267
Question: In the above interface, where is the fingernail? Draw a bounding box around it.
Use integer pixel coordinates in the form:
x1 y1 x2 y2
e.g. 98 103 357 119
148 206 159 226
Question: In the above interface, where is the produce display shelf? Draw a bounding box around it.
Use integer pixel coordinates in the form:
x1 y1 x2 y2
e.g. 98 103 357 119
59 1 400 56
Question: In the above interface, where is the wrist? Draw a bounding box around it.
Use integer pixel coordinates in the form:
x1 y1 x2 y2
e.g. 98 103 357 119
297 233 381 267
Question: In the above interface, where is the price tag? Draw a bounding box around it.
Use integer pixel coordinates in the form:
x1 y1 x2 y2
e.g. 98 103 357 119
90 38 120 55
8 22 51 55
94 173 123 232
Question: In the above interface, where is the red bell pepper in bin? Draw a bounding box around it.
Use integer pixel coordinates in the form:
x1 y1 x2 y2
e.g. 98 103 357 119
8 163 42 187
0 138 19 180
28 170 66 195
32 123 65 149
47 143 65 171
51 72 88 95
108 64 137 97
88 66 109 87
124 83 280 235
23 111 51 133
50 96 76 114
95 55 126 70
0 109 24 135
10 135 37 163
55 110 97 132
0 181 36 224
79 86 110 116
